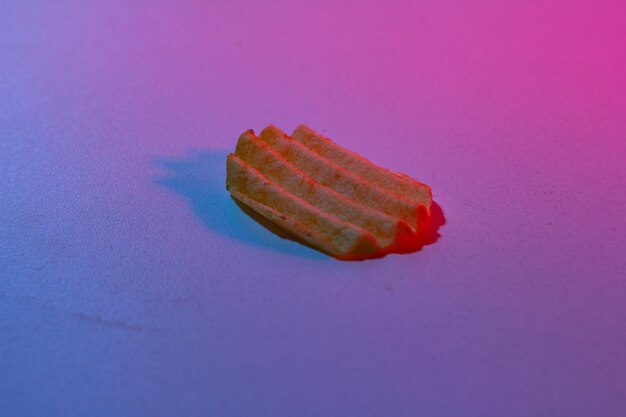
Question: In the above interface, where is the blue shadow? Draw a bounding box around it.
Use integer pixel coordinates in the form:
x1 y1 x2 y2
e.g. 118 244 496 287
153 150 329 260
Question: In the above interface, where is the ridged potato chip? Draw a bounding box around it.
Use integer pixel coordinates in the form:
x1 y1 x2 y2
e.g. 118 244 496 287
226 125 433 260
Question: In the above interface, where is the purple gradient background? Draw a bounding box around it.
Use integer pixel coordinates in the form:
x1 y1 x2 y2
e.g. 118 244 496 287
2 1 625 416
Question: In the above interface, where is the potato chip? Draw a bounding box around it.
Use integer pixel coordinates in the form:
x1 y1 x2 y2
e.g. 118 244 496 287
234 130 412 248
226 125 434 260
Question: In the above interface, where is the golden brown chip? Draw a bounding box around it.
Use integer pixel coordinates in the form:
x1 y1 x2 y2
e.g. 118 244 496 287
226 125 434 260
234 130 412 248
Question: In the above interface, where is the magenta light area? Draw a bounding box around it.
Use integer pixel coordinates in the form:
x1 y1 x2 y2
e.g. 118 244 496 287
2 1 625 416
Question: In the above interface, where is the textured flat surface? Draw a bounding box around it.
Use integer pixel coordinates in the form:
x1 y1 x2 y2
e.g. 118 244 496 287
2 1 625 416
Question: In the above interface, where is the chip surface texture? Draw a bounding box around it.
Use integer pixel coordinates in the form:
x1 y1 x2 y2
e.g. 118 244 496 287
226 125 433 260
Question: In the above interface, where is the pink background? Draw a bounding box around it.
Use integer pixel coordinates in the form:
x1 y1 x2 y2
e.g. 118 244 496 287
2 1 625 416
